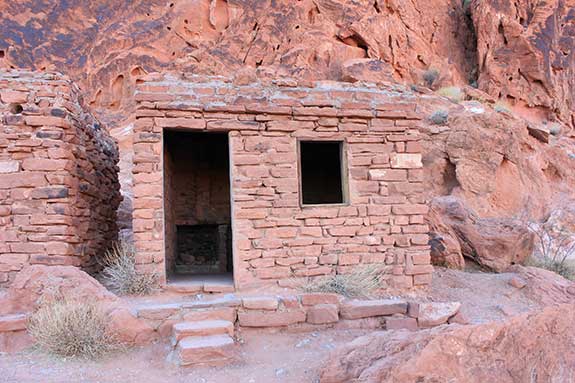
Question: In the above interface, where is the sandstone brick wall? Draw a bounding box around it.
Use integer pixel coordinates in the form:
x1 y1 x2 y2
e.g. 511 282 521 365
0 70 121 285
133 73 432 289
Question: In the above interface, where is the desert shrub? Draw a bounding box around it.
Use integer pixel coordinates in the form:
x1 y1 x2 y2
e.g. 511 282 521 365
28 299 119 359
437 86 464 103
494 101 511 113
527 221 575 281
301 265 383 298
549 123 561 136
423 69 439 88
429 110 449 125
100 241 159 295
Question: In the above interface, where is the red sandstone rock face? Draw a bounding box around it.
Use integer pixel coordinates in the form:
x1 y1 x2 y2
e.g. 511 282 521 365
472 0 575 126
320 304 575 383
2 0 571 128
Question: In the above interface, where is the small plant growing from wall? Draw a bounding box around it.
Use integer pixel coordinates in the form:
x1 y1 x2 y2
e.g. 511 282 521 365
100 242 159 295
28 298 121 359
494 101 512 114
548 123 562 136
429 110 449 125
423 69 439 88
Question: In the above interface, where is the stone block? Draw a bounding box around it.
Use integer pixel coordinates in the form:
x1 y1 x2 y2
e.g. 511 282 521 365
340 299 408 319
306 304 339 324
238 310 306 327
242 296 279 310
0 314 27 332
390 153 423 169
385 316 418 331
300 293 342 306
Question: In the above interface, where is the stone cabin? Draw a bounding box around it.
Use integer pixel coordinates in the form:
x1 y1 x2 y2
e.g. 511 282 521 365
0 71 120 285
133 73 432 290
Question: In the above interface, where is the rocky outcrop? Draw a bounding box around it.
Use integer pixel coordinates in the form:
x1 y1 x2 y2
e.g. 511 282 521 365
422 105 575 270
511 265 575 306
320 304 575 383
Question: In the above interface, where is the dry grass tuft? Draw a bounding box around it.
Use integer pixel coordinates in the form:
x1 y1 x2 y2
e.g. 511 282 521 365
301 265 384 298
494 101 512 114
437 86 464 103
100 242 159 296
28 299 120 359
423 69 439 88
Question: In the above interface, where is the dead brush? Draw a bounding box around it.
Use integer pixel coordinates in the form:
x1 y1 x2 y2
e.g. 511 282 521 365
526 219 575 281
301 265 384 298
28 299 120 359
100 241 159 295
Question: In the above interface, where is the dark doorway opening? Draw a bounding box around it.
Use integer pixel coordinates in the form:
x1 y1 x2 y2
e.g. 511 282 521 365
163 130 233 282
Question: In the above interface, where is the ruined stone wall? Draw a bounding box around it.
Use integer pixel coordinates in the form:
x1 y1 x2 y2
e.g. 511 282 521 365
0 71 121 285
133 73 431 289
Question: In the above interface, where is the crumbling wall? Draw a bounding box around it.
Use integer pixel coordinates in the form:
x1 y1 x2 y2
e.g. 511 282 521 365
133 73 431 288
0 70 121 285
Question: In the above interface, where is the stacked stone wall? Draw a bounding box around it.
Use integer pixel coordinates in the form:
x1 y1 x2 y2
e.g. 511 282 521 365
0 71 121 285
133 73 432 289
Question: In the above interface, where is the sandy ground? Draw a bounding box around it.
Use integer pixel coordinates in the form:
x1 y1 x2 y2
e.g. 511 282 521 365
0 329 368 383
0 267 567 383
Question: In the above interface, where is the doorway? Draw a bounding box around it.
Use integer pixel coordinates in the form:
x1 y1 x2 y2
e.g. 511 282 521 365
163 130 233 284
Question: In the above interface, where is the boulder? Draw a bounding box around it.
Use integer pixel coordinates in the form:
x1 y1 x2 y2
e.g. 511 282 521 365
427 205 465 269
1 265 118 315
430 196 534 272
321 304 575 383
0 265 156 348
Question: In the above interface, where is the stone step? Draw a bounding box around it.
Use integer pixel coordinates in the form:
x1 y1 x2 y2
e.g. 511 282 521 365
174 334 236 366
172 320 234 344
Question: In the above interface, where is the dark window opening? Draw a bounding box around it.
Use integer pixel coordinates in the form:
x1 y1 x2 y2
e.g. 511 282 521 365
300 141 346 205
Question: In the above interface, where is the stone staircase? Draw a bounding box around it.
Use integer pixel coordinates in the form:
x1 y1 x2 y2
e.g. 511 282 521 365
169 319 237 366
